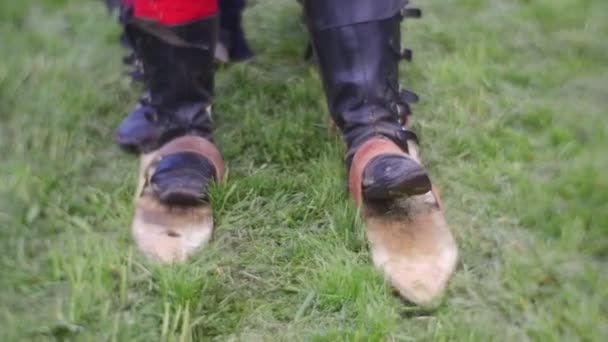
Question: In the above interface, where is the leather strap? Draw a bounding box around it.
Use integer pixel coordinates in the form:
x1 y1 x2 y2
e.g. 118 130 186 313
153 136 225 181
128 18 214 50
348 138 414 207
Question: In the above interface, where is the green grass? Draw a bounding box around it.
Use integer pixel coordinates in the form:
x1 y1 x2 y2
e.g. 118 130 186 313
1 0 607 340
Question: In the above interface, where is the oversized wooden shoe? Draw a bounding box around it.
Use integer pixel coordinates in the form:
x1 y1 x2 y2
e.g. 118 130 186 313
132 136 225 263
349 138 458 307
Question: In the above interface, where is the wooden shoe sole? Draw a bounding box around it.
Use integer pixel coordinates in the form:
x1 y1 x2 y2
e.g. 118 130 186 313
132 136 225 263
349 138 458 307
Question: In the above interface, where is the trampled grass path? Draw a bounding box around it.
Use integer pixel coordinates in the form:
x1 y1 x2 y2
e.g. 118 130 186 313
1 0 607 340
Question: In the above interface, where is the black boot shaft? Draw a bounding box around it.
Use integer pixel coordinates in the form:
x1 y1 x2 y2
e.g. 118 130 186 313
116 17 219 153
127 17 218 111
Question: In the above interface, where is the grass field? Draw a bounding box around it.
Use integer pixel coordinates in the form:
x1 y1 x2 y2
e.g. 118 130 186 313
1 0 607 340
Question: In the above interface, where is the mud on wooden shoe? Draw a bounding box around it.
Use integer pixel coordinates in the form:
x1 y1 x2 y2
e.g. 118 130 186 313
349 138 458 307
132 136 225 263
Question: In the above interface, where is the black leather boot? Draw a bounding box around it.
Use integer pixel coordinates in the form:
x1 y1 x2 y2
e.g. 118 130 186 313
115 17 221 204
304 0 431 202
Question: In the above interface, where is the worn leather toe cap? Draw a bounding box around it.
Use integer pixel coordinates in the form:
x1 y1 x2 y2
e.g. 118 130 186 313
362 154 431 201
150 152 217 205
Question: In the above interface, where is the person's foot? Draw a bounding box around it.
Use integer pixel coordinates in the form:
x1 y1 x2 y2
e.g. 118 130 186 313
348 138 431 206
118 108 219 204
215 28 254 64
226 28 254 62
303 2 426 204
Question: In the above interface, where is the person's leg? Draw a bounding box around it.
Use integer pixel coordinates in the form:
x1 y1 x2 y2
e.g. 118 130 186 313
304 1 458 307
303 0 429 203
219 0 254 62
107 0 225 262
115 0 220 203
